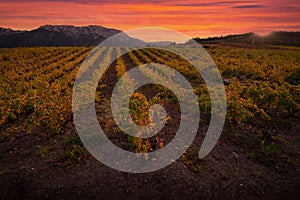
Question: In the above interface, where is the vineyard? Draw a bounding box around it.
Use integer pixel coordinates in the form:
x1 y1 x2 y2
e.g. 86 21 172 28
0 46 299 199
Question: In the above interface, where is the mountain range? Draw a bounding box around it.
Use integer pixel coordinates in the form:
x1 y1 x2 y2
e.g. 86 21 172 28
0 25 299 47
191 32 300 46
0 25 145 47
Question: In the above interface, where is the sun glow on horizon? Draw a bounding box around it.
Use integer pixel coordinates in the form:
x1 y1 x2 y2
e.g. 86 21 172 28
0 0 299 38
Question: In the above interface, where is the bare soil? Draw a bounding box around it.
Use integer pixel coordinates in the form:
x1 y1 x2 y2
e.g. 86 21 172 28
0 114 299 200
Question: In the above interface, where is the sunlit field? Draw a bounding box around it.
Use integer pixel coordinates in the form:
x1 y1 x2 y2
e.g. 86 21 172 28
0 45 299 199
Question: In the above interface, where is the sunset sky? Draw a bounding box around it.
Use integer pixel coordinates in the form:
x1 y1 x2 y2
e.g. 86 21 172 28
0 0 299 38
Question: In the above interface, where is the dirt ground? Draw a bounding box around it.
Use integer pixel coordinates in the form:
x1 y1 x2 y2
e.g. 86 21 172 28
0 112 299 200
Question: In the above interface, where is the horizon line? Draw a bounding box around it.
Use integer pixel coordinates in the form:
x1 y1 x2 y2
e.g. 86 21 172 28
1 24 299 40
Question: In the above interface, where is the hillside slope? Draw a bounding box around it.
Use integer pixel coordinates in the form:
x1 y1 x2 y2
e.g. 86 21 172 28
0 25 145 47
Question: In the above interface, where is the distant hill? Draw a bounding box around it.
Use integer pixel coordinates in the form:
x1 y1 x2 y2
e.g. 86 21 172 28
147 41 176 47
0 27 26 37
0 25 145 47
1 26 299 47
190 31 300 46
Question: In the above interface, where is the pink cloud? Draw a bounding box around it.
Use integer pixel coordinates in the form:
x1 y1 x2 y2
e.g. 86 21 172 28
0 0 299 37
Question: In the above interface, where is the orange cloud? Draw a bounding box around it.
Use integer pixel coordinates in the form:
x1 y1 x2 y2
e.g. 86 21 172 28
0 0 299 38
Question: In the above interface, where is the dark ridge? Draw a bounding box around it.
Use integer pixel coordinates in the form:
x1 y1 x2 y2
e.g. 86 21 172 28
189 31 300 46
0 25 145 47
